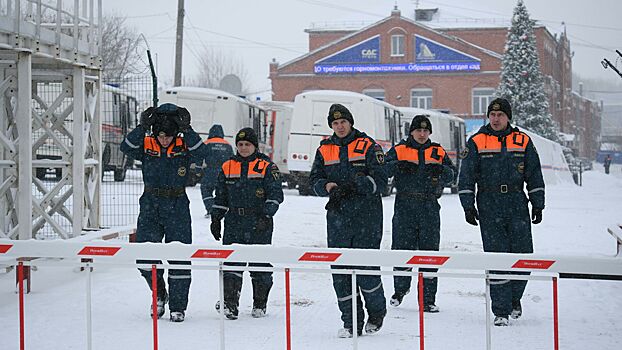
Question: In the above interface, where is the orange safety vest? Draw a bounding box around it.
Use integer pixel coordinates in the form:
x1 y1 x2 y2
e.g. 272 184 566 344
394 144 446 165
222 158 270 179
204 137 229 145
472 131 529 154
143 136 186 157
319 137 373 165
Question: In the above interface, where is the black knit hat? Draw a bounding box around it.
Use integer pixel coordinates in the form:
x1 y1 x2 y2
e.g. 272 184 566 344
235 127 258 148
152 115 178 136
409 114 432 134
327 103 354 127
487 98 512 120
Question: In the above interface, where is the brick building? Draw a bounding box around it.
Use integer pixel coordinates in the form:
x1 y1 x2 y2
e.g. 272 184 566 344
269 7 601 157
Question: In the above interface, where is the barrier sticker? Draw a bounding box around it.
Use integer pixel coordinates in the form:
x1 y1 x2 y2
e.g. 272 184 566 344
191 249 234 259
0 244 13 254
78 246 121 256
299 252 342 262
407 255 450 265
512 259 555 269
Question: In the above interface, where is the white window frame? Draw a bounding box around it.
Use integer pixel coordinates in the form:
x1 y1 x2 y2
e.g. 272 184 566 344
391 34 405 57
410 89 432 109
472 88 495 115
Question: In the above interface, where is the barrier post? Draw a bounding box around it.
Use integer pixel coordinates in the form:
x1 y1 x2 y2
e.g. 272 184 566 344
485 273 492 350
18 261 25 350
85 262 93 350
219 263 225 350
418 272 424 350
553 277 559 350
351 270 358 349
285 268 292 350
151 265 158 350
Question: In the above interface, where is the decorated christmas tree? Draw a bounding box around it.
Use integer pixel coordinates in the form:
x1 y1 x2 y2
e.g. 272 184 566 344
497 0 560 141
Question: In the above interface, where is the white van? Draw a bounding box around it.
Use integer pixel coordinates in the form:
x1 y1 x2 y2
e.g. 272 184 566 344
398 107 466 193
159 87 266 146
288 90 402 195
257 101 294 177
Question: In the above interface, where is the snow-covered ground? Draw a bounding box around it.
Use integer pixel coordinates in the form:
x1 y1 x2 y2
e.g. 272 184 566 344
1 168 621 349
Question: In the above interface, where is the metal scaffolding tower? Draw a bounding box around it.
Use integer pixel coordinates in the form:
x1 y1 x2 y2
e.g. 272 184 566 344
0 0 102 240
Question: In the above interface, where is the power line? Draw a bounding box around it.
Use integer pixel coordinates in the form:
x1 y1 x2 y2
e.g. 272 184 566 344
187 25 305 54
293 0 385 18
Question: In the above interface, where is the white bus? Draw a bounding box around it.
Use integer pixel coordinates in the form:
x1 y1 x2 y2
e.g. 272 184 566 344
398 107 466 193
288 90 403 195
257 101 294 184
159 87 266 146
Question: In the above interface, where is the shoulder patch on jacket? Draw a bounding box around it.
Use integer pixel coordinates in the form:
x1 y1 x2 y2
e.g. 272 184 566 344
373 144 385 164
459 147 469 159
270 163 281 180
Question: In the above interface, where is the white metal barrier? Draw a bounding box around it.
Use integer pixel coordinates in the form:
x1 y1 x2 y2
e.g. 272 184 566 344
2 239 622 350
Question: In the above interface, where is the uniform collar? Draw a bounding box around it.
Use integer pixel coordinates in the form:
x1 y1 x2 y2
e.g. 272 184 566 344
406 136 431 149
483 124 513 137
330 128 360 146
234 151 258 162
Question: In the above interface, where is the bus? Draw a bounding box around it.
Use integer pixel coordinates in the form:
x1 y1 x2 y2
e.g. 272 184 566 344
257 101 294 186
287 90 403 195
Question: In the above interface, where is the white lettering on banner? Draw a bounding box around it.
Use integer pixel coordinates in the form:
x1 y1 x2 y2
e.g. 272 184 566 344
407 255 450 265
191 249 234 259
512 259 555 269
361 49 377 59
0 244 12 253
299 252 341 262
78 246 121 256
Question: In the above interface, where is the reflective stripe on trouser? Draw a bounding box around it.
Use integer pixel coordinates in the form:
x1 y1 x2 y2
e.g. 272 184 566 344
393 266 438 305
138 260 191 312
332 266 386 330
480 213 533 317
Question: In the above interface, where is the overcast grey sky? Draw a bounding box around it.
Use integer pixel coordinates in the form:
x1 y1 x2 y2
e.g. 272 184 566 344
104 0 622 99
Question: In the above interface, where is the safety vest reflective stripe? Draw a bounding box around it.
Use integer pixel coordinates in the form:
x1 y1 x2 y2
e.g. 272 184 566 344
222 158 269 179
319 144 340 165
395 144 445 164
143 136 185 157
319 137 374 165
473 131 529 153
204 137 229 145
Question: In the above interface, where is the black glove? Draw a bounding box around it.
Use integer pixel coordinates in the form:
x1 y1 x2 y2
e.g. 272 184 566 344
256 216 271 232
397 161 417 173
210 220 221 241
464 207 479 226
428 164 443 177
173 107 191 131
531 208 543 224
325 182 356 210
139 107 156 128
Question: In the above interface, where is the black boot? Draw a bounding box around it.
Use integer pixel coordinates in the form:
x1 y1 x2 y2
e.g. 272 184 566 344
251 275 273 318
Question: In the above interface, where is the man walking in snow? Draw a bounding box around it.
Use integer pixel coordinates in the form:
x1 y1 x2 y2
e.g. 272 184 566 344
604 154 612 174
120 103 207 323
458 98 545 326
200 124 233 217
385 114 456 312
210 127 284 320
309 104 388 338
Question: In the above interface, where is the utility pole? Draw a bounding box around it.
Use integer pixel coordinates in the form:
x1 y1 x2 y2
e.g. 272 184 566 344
174 0 184 86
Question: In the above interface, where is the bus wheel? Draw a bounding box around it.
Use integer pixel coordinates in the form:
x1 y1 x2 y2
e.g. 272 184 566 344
113 167 127 182
450 186 458 194
35 168 46 180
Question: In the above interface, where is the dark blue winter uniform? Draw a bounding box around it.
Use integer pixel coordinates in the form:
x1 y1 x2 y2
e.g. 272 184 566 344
385 138 456 306
211 151 283 316
120 124 207 314
200 125 234 212
309 129 388 333
458 124 545 318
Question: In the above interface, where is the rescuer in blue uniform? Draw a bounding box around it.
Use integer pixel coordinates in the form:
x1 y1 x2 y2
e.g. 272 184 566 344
458 98 545 327
210 127 284 320
120 103 207 323
309 104 388 338
200 124 233 216
385 115 456 312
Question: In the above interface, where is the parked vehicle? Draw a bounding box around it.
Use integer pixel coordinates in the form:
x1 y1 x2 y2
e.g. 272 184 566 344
258 101 295 187
287 90 403 196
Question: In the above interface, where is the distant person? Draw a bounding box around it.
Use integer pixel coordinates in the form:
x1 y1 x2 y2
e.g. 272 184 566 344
385 114 457 312
200 124 234 217
458 98 545 327
604 154 612 174
210 128 284 320
309 104 388 338
120 103 207 323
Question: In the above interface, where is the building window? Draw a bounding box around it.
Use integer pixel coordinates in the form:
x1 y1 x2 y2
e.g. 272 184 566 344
363 89 385 101
411 89 432 109
472 88 495 115
391 35 405 57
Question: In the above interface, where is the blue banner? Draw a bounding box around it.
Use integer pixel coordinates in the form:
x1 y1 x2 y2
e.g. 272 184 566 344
316 36 380 64
314 62 480 74
415 35 479 64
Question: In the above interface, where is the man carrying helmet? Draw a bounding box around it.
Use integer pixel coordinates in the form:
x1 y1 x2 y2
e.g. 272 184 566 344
120 103 208 323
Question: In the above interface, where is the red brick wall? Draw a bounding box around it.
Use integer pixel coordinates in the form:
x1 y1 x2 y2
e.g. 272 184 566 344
307 30 355 51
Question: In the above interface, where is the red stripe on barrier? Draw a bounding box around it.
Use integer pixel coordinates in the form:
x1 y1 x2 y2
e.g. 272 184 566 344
298 252 341 262
407 255 450 265
512 259 555 269
0 244 13 253
191 249 234 259
78 246 121 256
